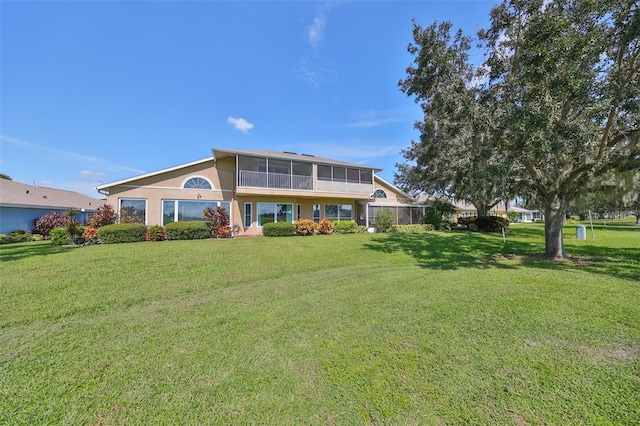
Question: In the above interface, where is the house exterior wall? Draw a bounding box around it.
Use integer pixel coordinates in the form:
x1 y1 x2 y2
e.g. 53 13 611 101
100 155 410 236
0 207 93 234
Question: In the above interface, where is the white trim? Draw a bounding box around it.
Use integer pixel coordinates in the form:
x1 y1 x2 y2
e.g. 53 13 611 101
96 157 214 190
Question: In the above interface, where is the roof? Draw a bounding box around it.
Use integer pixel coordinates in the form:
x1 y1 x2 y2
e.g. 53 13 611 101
0 180 102 211
96 157 215 190
96 150 384 191
212 148 383 171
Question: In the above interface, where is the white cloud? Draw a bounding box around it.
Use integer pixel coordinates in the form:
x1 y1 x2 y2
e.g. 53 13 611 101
78 170 106 180
227 117 254 133
308 7 327 49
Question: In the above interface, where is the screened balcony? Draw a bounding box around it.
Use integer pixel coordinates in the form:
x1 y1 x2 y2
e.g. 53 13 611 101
237 156 313 191
238 170 312 190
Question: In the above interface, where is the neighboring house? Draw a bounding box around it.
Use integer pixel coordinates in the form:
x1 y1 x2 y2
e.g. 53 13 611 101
0 180 101 234
95 148 421 235
414 194 542 222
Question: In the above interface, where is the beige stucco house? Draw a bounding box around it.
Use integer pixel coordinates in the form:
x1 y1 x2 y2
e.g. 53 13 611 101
95 148 420 236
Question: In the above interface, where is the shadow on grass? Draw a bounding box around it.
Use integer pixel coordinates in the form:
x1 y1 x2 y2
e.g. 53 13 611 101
0 241 70 262
362 231 520 271
363 228 640 282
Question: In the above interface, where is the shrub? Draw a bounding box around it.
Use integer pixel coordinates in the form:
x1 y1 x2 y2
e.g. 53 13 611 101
50 227 69 245
164 221 210 240
436 221 453 231
457 216 477 230
34 212 67 238
8 230 32 243
391 224 435 233
316 219 334 235
145 225 166 242
98 223 147 244
88 204 118 228
32 234 45 241
263 222 295 237
333 220 359 234
375 209 395 233
474 216 510 232
0 234 7 244
83 226 98 241
203 206 230 237
355 225 367 233
294 219 316 236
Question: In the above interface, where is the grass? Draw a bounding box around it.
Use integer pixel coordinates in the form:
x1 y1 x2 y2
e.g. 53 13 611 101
1 221 639 424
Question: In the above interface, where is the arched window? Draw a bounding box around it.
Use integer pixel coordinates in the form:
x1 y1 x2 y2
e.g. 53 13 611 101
373 189 387 199
183 177 213 190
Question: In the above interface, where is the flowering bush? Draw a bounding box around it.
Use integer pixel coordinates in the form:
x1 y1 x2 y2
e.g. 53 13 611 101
217 225 232 238
88 204 118 228
203 206 230 237
34 212 67 238
294 219 317 236
82 226 98 240
145 225 166 241
316 219 334 235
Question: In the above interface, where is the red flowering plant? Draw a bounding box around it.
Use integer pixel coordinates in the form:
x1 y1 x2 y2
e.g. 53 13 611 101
82 226 99 244
217 225 232 238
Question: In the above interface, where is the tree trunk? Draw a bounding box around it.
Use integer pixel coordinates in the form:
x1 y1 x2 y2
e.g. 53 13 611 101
635 212 640 225
476 204 489 216
544 200 567 259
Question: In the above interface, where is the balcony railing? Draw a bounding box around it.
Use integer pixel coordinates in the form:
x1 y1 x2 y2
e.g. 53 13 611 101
238 170 373 194
239 170 312 190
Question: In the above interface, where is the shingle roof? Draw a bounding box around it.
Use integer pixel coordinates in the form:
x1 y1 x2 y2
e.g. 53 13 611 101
212 148 383 171
0 180 102 210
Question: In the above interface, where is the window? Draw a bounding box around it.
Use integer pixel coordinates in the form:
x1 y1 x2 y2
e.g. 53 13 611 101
313 204 320 222
244 203 252 228
257 203 293 226
162 200 230 226
347 168 360 183
183 177 213 189
325 204 352 221
316 165 373 184
317 165 332 181
297 204 302 221
372 189 387 198
120 199 146 223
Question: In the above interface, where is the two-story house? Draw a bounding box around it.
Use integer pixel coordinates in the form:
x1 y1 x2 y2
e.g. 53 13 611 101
95 148 419 236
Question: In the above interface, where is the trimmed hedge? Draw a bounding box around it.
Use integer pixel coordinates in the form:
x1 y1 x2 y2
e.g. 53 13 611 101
391 224 435 233
462 216 510 232
262 222 295 237
164 221 210 240
333 220 359 234
50 227 70 245
98 223 147 244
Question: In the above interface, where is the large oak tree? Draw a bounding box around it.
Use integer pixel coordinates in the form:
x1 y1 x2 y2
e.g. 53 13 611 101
397 0 639 259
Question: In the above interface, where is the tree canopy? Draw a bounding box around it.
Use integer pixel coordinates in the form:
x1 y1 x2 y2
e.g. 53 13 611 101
397 0 639 258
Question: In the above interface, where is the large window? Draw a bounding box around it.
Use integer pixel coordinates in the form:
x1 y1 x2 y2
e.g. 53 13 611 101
120 199 146 223
313 204 320 222
162 200 230 226
258 203 292 226
324 204 352 221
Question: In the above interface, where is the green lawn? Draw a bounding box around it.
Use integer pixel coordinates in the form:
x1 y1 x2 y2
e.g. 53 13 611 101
1 222 639 424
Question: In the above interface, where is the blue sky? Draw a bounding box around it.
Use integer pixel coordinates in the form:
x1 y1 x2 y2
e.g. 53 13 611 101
1 1 498 197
